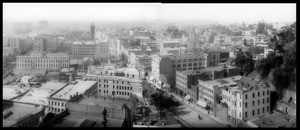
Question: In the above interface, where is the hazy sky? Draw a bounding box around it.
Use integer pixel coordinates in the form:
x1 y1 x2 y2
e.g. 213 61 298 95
3 3 296 24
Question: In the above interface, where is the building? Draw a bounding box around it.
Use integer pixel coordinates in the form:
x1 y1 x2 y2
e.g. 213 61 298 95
39 20 48 28
45 36 59 52
44 95 136 127
71 41 96 59
15 52 70 75
83 74 143 99
59 67 76 83
48 80 98 115
220 76 272 126
3 101 45 127
207 51 230 67
198 75 242 112
151 53 208 89
33 36 47 52
264 48 274 58
95 41 111 58
91 22 95 40
159 41 186 55
3 37 20 51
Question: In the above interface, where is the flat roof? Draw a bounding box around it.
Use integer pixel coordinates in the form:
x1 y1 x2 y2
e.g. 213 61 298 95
3 86 28 100
177 65 237 76
50 80 97 100
60 67 75 73
12 82 67 105
84 74 142 83
249 111 290 127
203 75 242 88
3 103 42 127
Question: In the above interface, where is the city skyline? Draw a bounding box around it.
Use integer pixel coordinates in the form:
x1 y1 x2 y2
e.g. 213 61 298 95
3 3 296 24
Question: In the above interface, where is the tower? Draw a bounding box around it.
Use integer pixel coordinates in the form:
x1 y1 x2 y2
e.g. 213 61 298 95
91 23 95 40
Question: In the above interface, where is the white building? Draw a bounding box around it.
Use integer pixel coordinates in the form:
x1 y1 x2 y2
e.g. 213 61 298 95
95 41 111 58
15 52 70 75
48 80 98 115
85 65 142 98
221 76 272 125
198 76 242 112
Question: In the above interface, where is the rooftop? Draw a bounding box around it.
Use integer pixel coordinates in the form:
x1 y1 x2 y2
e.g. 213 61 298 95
50 80 97 100
204 75 242 88
3 86 28 100
60 67 75 73
84 74 142 83
249 111 292 128
3 103 43 127
177 65 237 76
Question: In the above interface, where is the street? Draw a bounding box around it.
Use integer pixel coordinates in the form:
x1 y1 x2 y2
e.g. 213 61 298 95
170 94 226 128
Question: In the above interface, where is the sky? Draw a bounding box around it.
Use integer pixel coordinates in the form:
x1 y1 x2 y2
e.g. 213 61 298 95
3 3 296 24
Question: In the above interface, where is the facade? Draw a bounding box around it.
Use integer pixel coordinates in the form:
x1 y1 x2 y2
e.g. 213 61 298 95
59 67 76 83
207 51 230 67
48 80 98 115
45 36 59 52
33 36 47 52
91 23 95 40
15 52 70 75
95 41 111 58
3 37 20 50
198 75 242 112
71 41 96 59
221 76 271 125
159 41 186 55
3 101 45 127
151 53 208 89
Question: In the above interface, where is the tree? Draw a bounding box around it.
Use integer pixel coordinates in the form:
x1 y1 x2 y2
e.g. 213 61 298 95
256 22 269 35
234 49 255 76
149 91 180 118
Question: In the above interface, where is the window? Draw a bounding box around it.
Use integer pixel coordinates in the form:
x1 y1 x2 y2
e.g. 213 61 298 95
245 102 247 108
267 90 269 95
258 92 260 97
245 112 248 118
258 109 260 115
263 91 265 96
258 100 260 105
267 98 269 103
253 101 255 106
253 93 255 98
252 110 255 116
263 99 265 104
239 112 241 117
245 94 247 99
263 107 265 113
240 102 241 107
267 106 269 112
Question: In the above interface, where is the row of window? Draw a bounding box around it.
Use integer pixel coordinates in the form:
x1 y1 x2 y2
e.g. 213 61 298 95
176 79 187 87
173 62 205 68
51 107 64 113
18 63 68 68
50 101 66 107
172 58 205 63
244 106 269 118
245 90 269 99
18 59 69 63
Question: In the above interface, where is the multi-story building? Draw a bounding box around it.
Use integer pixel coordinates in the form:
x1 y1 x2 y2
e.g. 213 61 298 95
221 76 272 126
59 67 76 83
84 66 143 99
198 75 242 112
48 80 98 115
95 41 111 58
45 36 59 52
15 52 70 75
3 37 20 50
151 53 208 89
33 36 47 52
71 41 96 59
207 51 230 67
159 40 186 55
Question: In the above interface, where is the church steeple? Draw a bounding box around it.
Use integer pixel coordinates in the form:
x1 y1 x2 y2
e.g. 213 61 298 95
91 22 95 40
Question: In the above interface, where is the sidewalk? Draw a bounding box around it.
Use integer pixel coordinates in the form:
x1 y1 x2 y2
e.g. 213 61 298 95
170 93 229 127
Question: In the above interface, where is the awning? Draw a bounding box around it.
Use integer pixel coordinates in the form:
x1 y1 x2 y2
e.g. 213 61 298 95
197 100 207 107
185 95 191 100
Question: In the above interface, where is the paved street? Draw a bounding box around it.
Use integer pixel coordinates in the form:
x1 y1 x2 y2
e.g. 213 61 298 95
171 95 226 127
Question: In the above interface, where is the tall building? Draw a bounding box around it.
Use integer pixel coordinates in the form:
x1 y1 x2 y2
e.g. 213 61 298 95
71 41 96 59
221 76 272 126
84 66 143 99
45 36 59 52
3 37 20 50
95 41 111 58
91 22 95 40
33 36 47 52
15 52 70 75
